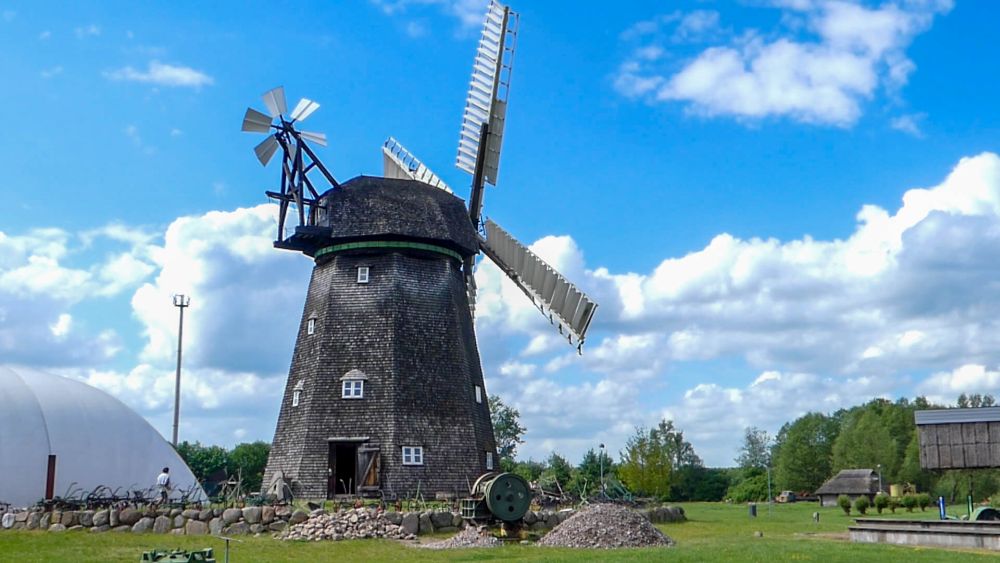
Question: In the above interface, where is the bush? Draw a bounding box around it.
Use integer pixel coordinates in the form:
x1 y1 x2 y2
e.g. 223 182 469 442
874 493 890 514
853 496 870 515
727 473 770 503
901 494 919 512
888 497 900 513
916 493 931 511
838 494 852 515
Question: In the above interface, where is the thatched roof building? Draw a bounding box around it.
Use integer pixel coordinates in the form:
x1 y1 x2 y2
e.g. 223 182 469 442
815 469 880 507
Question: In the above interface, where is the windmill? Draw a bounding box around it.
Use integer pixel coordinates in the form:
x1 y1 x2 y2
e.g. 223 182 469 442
253 1 596 501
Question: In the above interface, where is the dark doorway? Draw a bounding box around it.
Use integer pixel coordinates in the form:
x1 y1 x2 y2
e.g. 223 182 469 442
328 442 358 498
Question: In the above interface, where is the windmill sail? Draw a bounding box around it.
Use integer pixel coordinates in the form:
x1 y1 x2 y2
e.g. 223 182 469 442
382 138 453 193
480 219 597 349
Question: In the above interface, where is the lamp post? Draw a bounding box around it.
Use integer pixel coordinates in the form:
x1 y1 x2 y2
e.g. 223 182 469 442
599 443 606 495
877 463 883 494
171 294 191 447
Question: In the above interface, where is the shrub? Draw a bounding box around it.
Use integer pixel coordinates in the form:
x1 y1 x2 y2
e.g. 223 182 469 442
874 493 890 514
889 497 900 513
838 494 852 515
901 494 919 512
916 493 931 511
853 496 870 515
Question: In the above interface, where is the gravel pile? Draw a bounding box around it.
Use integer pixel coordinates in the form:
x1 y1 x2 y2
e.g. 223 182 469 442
419 525 501 549
537 503 675 549
279 508 414 541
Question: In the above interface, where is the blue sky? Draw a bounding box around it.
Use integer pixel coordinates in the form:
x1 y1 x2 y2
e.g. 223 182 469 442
1 0 999 466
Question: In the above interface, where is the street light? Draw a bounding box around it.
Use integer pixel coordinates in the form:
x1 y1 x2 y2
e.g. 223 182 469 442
171 294 191 447
599 443 606 496
876 463 883 494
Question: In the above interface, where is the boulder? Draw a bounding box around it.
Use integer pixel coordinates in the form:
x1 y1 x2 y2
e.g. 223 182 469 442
199 509 213 522
39 513 51 529
93 510 109 527
51 511 62 524
430 511 453 529
289 510 308 525
1 513 14 529
268 521 287 532
309 508 328 518
171 528 186 535
173 515 185 528
182 509 201 520
79 511 94 527
14 512 28 523
249 523 264 534
261 506 275 525
170 508 182 517
91 525 111 533
523 511 537 525
49 524 67 532
68 525 84 531
224 522 250 535
12 523 25 530
27 512 41 530
112 525 131 533
153 516 172 534
131 517 154 533
384 511 402 525
109 509 120 527
400 512 419 536
418 512 433 534
186 519 208 535
119 508 142 526
209 518 224 536
222 508 243 525
452 513 463 528
62 511 78 527
275 506 291 518
242 506 262 524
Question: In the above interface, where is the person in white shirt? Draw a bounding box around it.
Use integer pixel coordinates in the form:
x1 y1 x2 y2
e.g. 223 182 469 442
156 467 171 503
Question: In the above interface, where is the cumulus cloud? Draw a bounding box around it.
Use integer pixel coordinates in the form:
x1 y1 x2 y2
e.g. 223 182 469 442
105 61 214 88
370 0 488 33
615 1 951 126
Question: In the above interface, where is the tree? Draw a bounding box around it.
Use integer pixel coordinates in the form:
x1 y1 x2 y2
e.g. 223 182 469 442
772 413 839 492
832 410 896 474
228 441 270 493
175 441 228 483
539 452 574 490
570 448 614 497
489 395 526 462
736 427 772 470
618 420 701 497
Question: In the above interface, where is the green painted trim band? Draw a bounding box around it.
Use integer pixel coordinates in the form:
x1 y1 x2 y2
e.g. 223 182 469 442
315 241 464 261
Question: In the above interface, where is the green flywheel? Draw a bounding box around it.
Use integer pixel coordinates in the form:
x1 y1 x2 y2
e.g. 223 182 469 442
483 472 531 522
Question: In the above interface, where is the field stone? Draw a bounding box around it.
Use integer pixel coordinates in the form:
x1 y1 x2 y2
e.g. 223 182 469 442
119 508 142 526
109 509 120 527
79 511 94 527
225 522 250 535
250 524 265 534
153 516 171 534
93 510 109 527
2 513 14 529
275 506 291 519
209 518 224 535
39 513 51 529
27 513 41 530
243 506 262 524
430 511 452 529
62 511 78 527
51 511 62 524
400 513 419 536
183 509 200 520
68 525 84 531
261 506 275 525
173 515 185 528
91 525 110 533
452 513 463 528
199 509 213 522
112 525 131 533
186 520 208 535
15 512 28 523
268 521 287 532
289 510 308 525
170 508 182 517
171 528 185 535
49 523 67 532
132 517 154 533
384 511 402 525
222 508 242 525
418 512 433 534
523 511 537 525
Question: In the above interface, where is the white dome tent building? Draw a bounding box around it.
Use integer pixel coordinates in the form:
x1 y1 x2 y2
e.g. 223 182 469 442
0 365 204 508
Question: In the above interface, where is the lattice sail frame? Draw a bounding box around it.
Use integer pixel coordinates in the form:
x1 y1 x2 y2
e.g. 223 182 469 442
382 137 453 193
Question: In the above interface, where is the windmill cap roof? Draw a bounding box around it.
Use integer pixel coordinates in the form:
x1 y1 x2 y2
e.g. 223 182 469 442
316 176 479 256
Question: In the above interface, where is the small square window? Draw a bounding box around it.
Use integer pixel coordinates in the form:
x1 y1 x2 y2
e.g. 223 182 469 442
357 266 370 284
486 451 494 470
402 446 424 465
342 380 364 399
475 385 482 404
307 318 316 335
292 390 301 407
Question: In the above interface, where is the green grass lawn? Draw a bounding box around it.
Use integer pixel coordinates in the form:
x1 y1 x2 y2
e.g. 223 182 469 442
0 502 991 562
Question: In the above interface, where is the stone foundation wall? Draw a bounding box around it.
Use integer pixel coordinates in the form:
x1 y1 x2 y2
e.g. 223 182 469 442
0 504 685 536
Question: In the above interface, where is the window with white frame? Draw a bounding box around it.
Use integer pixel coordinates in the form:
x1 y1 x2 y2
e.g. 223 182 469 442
357 266 370 284
486 451 494 470
402 446 424 465
292 380 304 407
342 380 364 398
475 385 482 404
307 317 316 335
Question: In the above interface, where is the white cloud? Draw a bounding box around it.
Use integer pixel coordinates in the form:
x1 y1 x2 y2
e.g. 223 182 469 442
891 112 926 137
918 365 1000 405
370 0 487 33
49 314 72 338
39 66 63 79
105 61 214 89
616 1 950 126
74 24 100 38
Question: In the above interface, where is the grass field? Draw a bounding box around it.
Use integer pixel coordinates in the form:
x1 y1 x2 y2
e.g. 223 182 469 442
0 502 993 562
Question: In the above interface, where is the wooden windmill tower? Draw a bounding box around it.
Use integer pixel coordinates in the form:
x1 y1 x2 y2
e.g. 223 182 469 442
249 1 597 500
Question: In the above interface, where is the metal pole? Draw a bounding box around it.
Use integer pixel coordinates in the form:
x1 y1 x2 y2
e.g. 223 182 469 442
766 466 772 515
172 294 190 447
599 443 605 496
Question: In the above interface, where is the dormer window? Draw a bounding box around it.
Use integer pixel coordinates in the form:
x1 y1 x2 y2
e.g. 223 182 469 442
341 369 367 399
292 380 304 407
357 266 369 284
307 317 316 335
475 385 482 404
486 451 494 470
